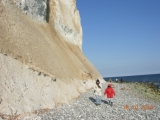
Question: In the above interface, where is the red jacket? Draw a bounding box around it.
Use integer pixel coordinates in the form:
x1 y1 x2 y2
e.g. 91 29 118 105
104 87 115 98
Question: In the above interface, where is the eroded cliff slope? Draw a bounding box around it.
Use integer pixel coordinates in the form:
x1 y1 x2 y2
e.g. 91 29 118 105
0 0 103 117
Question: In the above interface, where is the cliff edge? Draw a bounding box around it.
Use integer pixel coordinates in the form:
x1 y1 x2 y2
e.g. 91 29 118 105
0 0 103 117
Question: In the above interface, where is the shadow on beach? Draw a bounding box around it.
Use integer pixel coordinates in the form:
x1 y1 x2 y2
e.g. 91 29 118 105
101 100 108 104
89 97 108 105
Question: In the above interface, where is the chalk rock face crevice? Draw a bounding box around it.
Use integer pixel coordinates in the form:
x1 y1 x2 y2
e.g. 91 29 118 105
0 0 103 117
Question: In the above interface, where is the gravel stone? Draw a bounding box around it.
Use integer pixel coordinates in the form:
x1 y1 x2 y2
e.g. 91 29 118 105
37 82 160 120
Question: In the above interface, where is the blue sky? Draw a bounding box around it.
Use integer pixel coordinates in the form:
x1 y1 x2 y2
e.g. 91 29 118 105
76 0 160 77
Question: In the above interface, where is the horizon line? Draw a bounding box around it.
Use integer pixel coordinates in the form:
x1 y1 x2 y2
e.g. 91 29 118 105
103 73 160 78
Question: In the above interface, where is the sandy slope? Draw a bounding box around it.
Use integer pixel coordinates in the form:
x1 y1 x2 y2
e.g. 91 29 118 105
0 0 100 79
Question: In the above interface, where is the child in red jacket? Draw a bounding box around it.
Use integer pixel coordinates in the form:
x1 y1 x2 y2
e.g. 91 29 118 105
104 84 115 106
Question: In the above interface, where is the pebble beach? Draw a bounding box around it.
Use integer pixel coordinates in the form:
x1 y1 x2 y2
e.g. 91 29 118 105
25 82 160 120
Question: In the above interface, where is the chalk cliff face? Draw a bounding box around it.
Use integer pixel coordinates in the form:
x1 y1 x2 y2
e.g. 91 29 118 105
0 0 103 117
14 0 82 47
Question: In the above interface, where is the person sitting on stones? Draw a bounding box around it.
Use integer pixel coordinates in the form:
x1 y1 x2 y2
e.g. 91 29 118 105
104 84 115 107
93 79 102 105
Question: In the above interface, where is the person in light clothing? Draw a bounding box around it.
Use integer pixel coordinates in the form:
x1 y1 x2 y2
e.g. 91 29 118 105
104 84 115 106
94 79 102 105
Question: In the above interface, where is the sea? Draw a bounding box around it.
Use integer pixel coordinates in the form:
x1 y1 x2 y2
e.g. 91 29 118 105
104 73 160 88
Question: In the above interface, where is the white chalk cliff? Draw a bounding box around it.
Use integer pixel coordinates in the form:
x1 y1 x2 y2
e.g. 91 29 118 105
0 0 103 118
